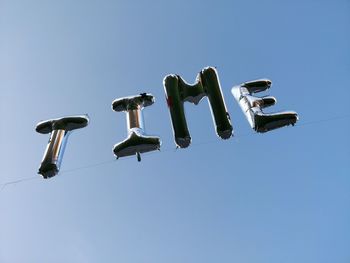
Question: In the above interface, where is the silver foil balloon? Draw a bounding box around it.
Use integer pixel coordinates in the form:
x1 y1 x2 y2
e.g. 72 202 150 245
231 79 298 132
163 67 233 148
36 115 89 178
112 93 161 162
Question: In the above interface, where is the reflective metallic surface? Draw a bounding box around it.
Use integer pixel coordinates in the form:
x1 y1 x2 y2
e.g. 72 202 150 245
163 66 233 148
36 115 89 134
232 79 298 133
127 108 144 131
112 93 161 162
38 130 69 178
36 115 89 179
112 93 154 112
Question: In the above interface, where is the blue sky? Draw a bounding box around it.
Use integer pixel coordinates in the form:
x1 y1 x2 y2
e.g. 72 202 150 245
0 0 349 262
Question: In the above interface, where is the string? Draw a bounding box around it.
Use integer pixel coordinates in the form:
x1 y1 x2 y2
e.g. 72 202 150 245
1 114 349 192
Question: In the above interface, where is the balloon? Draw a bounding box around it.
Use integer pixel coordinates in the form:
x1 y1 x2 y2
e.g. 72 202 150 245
36 115 89 178
112 93 161 162
231 79 298 132
164 67 233 148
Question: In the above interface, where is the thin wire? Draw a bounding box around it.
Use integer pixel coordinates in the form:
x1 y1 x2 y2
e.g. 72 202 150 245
295 114 350 127
57 155 135 177
0 176 39 193
1 113 349 192
59 159 116 175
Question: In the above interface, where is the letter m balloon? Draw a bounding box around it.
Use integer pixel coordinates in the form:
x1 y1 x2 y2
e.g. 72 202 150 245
163 67 233 148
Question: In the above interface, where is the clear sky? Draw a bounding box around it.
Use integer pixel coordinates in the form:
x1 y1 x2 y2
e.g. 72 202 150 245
0 0 349 262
